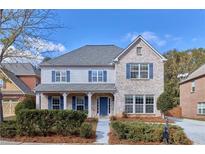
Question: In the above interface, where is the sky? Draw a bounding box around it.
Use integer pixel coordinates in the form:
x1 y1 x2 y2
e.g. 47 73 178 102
42 10 205 57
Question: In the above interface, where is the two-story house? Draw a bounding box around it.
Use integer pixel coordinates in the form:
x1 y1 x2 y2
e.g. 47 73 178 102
180 64 205 120
0 63 40 116
35 35 167 117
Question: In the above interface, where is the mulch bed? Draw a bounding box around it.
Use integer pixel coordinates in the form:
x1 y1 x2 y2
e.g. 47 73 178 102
113 117 174 123
1 135 96 144
108 130 162 145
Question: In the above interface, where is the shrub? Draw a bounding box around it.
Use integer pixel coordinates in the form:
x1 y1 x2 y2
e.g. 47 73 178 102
16 109 87 136
157 91 175 114
80 122 93 138
0 121 17 138
15 95 35 115
111 121 191 144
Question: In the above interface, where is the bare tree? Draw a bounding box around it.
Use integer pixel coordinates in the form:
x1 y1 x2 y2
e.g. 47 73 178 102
0 9 62 123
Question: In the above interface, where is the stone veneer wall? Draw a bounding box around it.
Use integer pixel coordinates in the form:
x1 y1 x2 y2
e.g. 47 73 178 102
114 39 164 117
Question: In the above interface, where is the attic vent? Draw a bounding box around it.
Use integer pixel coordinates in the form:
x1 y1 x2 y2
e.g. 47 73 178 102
136 47 142 55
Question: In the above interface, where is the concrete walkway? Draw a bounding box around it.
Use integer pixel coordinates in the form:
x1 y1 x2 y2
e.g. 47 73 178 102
94 118 110 144
168 117 205 145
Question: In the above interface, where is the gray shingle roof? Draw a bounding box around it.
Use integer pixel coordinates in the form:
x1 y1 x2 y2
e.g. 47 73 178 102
1 68 33 95
41 45 123 66
1 63 39 76
35 83 116 92
180 63 205 84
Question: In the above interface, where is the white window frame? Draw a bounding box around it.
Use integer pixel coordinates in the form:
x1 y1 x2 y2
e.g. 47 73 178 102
55 71 67 83
91 70 105 82
75 96 85 111
124 95 155 114
191 80 196 93
197 102 205 115
52 96 61 110
130 64 149 79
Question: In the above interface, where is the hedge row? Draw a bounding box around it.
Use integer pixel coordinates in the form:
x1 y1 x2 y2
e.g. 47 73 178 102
16 109 87 136
111 121 192 145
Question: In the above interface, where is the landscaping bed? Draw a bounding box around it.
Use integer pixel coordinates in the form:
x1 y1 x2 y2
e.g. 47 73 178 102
110 116 174 123
109 121 192 145
0 110 98 144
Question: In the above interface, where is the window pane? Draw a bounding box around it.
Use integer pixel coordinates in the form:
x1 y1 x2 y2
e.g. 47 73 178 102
61 72 66 82
130 64 139 78
145 95 154 113
92 71 97 82
76 97 84 111
55 71 60 82
198 102 205 115
140 64 149 79
52 97 60 110
135 105 143 113
98 71 103 82
125 95 133 113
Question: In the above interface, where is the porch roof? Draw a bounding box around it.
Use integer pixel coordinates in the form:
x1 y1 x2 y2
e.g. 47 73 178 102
35 83 116 93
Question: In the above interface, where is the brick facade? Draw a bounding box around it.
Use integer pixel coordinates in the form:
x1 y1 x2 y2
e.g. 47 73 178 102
180 76 205 119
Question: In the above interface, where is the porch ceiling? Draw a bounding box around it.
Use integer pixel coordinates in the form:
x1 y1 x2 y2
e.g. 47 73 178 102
35 83 116 93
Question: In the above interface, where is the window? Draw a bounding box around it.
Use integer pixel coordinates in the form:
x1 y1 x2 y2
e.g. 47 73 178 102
197 103 205 115
130 64 139 78
130 64 149 79
135 95 144 113
0 79 4 88
145 95 154 113
55 71 61 82
76 96 85 111
125 95 133 113
136 47 142 55
52 96 60 110
191 80 196 92
140 64 149 79
125 95 154 114
91 70 105 82
55 71 67 82
98 71 103 82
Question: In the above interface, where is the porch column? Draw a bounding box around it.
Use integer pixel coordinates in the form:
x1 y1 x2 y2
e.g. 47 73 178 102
87 92 92 117
113 93 117 115
36 93 40 109
63 93 68 110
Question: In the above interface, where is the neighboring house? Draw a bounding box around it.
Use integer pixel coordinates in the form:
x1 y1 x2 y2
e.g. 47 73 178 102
180 64 205 120
35 35 167 117
0 63 40 116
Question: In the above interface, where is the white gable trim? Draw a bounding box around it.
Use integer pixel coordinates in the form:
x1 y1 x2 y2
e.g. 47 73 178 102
114 35 167 62
0 69 25 94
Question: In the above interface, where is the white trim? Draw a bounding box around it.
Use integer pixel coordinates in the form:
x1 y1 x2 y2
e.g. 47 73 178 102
0 69 25 94
90 70 106 83
114 35 167 62
75 96 85 111
51 96 61 110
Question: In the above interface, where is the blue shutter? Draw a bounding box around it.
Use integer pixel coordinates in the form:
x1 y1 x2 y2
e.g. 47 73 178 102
52 71 55 82
85 96 88 111
103 70 107 82
149 63 153 79
48 96 52 110
60 96 64 110
72 96 76 110
126 63 131 79
88 71 92 82
67 71 70 82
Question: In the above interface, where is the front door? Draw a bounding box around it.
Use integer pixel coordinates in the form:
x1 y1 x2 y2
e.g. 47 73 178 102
100 97 108 116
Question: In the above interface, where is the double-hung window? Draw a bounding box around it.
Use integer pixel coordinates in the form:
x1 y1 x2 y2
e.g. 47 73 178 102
130 63 149 79
90 70 106 82
125 95 134 113
55 71 67 82
191 80 196 92
76 96 85 111
52 96 60 110
125 95 154 114
197 103 205 115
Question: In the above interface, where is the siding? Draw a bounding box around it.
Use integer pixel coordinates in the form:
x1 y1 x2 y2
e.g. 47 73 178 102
41 66 115 84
